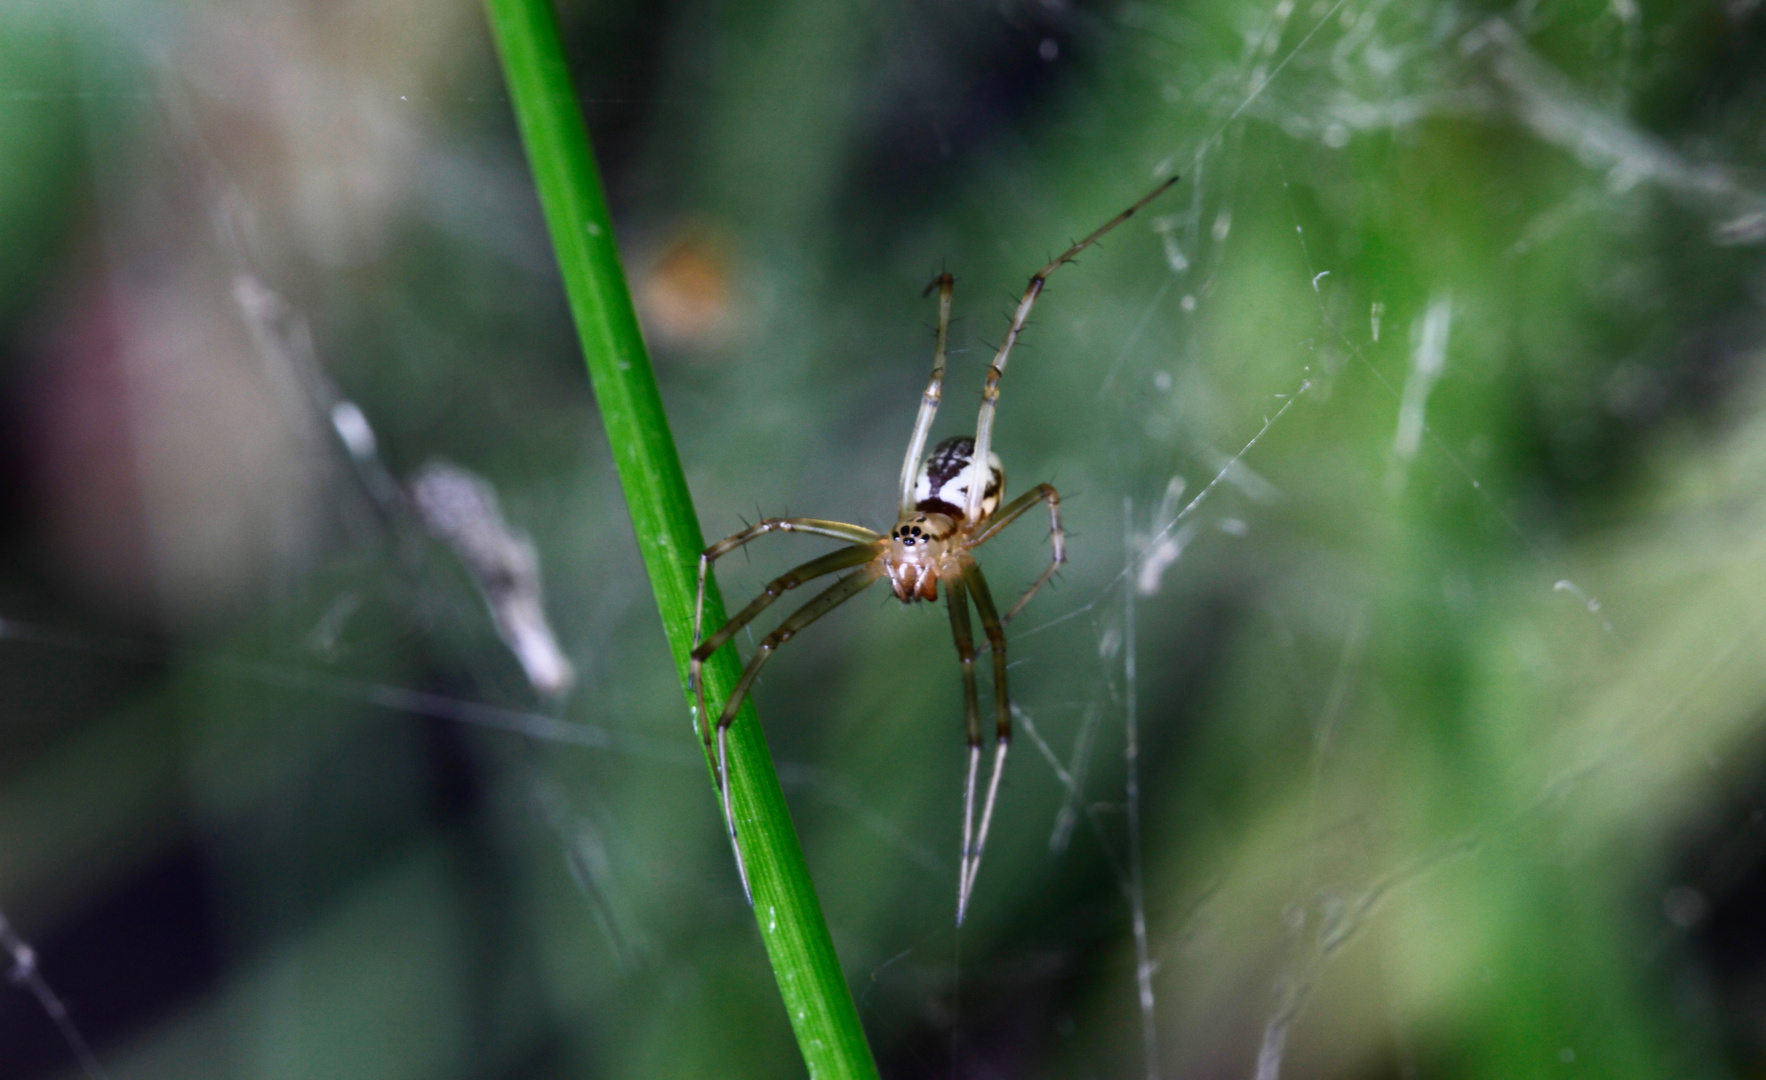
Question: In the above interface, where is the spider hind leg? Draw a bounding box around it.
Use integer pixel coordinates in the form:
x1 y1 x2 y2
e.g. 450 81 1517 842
957 558 1012 924
945 576 984 921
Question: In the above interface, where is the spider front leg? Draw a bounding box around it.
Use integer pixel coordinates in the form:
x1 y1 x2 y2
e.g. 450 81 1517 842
697 561 881 902
691 519 881 742
957 559 1012 924
692 541 879 736
693 517 883 662
969 482 1065 624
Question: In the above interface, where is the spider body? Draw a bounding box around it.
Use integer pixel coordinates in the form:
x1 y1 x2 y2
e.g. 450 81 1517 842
884 436 1003 603
689 174 1179 923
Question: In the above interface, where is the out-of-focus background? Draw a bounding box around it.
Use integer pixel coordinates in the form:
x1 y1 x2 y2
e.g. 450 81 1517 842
4 1 1766 1077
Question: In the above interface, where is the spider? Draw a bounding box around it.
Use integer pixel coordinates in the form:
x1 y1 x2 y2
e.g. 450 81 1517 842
690 173 1180 923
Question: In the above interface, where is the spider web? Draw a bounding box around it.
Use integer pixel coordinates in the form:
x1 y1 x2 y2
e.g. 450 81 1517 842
3 1 1766 1078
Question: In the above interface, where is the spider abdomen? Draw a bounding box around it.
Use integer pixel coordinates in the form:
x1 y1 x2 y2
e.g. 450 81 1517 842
913 436 1003 523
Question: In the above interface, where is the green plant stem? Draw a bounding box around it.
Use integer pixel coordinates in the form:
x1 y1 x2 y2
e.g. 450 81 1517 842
481 2 879 1077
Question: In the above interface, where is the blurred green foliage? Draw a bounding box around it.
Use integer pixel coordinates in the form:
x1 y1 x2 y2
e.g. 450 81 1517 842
6 1 1766 1079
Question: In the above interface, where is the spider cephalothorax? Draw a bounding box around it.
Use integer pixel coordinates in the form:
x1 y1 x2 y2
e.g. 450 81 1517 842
884 512 955 603
689 174 1180 923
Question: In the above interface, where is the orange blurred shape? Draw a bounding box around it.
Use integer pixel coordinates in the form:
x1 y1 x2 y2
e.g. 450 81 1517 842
637 226 734 348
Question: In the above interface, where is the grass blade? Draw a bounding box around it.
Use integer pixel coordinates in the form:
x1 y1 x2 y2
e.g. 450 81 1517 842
481 2 880 1076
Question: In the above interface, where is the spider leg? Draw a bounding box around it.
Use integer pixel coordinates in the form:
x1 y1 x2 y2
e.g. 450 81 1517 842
694 518 883 662
968 483 1065 624
960 561 1017 924
899 272 955 513
708 566 882 903
691 541 878 746
965 175 1181 521
957 558 1011 924
945 576 983 917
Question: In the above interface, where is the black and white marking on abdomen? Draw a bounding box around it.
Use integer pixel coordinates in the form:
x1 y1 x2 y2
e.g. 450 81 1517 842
913 436 1004 521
